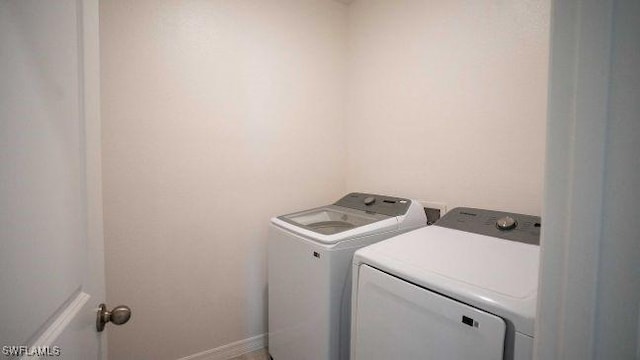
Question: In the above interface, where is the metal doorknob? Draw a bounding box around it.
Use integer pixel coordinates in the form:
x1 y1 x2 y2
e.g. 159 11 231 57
97 303 131 332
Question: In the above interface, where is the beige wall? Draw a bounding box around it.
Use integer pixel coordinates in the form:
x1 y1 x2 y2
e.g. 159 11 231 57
100 0 347 359
345 0 550 215
102 0 549 359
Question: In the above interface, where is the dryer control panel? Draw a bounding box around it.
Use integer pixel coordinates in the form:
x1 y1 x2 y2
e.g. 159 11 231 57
435 207 541 245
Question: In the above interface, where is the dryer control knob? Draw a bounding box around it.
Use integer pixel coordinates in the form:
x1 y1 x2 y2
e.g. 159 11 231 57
364 196 376 206
496 216 517 231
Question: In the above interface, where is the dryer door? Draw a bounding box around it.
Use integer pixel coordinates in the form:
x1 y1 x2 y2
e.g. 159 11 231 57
352 265 506 360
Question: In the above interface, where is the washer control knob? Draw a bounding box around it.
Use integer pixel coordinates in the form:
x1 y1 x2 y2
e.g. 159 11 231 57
496 216 517 231
364 196 376 206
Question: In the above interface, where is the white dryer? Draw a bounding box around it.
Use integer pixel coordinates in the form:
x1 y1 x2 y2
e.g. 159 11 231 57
268 193 426 360
350 207 541 360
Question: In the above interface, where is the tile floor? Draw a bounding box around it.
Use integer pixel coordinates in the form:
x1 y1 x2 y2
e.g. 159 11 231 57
229 348 269 360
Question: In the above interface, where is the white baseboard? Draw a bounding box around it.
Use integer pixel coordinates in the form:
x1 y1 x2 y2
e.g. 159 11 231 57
177 334 267 360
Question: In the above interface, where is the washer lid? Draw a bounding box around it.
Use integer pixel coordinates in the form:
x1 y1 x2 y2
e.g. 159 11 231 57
273 205 399 245
353 225 540 336
279 205 389 235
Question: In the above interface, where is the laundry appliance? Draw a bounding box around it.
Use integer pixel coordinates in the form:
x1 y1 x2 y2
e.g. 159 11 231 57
268 192 426 360
350 207 541 360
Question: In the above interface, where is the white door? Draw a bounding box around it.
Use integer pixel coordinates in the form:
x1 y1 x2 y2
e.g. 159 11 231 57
352 265 506 360
1 0 112 358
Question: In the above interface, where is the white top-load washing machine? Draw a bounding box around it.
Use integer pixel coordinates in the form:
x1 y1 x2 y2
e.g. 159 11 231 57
350 207 541 360
268 193 426 360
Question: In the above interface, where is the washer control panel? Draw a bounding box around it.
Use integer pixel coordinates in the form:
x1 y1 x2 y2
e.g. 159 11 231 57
435 207 541 245
335 192 411 217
